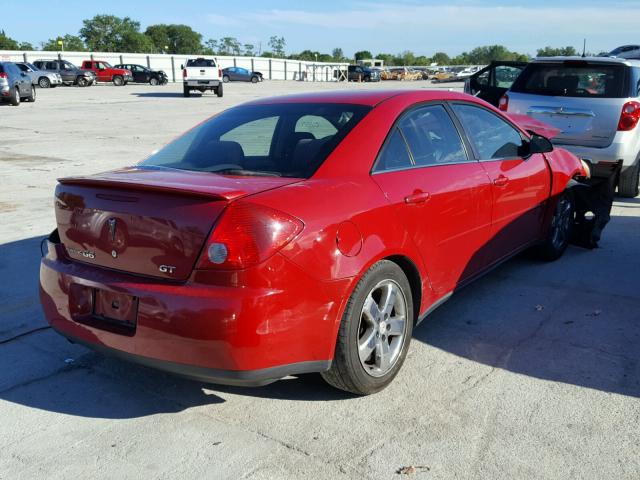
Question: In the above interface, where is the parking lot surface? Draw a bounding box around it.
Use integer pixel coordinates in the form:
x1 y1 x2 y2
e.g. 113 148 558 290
1 81 639 480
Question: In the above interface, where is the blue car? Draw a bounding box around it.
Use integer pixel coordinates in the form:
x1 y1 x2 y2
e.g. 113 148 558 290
221 67 263 83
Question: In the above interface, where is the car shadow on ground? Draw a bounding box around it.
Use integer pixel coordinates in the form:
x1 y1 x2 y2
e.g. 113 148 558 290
131 92 205 98
0 211 638 418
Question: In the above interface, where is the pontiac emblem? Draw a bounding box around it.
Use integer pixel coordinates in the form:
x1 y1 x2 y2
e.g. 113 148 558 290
107 218 117 242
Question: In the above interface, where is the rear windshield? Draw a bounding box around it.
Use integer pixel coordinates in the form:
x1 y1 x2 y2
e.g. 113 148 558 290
511 63 627 98
139 103 371 178
187 59 216 67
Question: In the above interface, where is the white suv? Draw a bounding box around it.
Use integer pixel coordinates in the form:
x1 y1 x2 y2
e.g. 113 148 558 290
500 57 640 197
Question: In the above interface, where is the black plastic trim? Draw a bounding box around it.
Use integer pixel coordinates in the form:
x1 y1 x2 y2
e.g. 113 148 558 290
53 327 331 387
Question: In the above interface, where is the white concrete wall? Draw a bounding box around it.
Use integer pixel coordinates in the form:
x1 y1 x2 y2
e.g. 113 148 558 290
0 50 348 82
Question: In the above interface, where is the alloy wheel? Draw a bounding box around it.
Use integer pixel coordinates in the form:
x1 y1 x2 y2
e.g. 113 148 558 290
550 196 573 250
357 279 408 377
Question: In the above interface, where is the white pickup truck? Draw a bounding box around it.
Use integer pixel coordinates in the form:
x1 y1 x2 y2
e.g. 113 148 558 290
182 58 223 97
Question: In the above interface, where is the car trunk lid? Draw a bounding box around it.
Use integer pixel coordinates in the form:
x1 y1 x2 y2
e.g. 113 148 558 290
55 167 299 280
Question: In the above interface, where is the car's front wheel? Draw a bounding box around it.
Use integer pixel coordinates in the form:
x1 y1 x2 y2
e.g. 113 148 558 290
25 85 36 102
149 77 159 86
38 77 51 88
222 75 230 83
537 190 575 260
321 260 413 395
77 76 88 87
251 75 259 83
112 75 124 86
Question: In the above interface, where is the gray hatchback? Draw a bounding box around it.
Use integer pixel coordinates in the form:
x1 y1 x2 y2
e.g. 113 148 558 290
502 57 640 197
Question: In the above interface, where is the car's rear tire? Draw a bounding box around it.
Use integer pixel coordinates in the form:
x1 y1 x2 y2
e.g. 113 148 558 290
536 190 575 260
38 77 51 88
321 260 413 395
216 83 223 97
77 76 88 87
618 162 639 198
113 75 124 86
251 75 258 83
25 85 36 102
9 86 20 106
183 84 190 97
222 75 230 83
149 77 159 86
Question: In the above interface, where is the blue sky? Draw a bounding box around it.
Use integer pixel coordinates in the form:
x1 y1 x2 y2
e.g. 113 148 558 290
1 0 639 56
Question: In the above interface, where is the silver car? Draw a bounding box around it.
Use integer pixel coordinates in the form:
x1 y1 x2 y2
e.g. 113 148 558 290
16 62 63 88
503 57 640 197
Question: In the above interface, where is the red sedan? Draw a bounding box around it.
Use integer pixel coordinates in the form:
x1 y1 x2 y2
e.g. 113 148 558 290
40 90 587 395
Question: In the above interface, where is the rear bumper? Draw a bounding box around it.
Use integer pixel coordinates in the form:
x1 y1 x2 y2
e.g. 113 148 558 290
185 80 220 87
55 327 329 386
39 237 348 385
555 131 640 174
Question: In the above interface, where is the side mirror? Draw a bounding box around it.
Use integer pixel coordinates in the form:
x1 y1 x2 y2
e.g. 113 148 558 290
520 133 553 157
180 64 184 69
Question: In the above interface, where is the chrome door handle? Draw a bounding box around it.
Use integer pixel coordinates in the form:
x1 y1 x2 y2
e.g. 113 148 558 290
404 192 431 204
493 175 509 187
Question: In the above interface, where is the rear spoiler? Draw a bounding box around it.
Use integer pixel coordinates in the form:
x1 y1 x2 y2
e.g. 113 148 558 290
58 168 242 201
508 113 561 139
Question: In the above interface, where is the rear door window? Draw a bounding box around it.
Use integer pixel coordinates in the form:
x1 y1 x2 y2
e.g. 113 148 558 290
511 63 626 98
452 104 523 159
397 105 469 166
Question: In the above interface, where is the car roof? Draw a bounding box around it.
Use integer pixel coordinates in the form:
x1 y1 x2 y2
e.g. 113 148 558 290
533 56 640 67
246 89 474 107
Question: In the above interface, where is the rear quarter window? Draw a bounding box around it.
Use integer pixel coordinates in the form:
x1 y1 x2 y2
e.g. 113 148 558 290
511 63 627 98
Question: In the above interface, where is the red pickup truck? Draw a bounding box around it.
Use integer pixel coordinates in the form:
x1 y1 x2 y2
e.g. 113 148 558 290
81 60 133 86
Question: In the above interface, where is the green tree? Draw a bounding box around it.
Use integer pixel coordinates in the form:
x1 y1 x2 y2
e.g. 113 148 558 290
42 35 86 51
243 43 255 56
375 53 395 65
289 50 318 61
80 15 144 51
536 46 578 57
18 41 34 50
354 50 373 61
268 36 286 57
431 51 451 65
216 36 241 55
202 39 218 55
332 47 344 62
145 24 203 54
0 30 19 49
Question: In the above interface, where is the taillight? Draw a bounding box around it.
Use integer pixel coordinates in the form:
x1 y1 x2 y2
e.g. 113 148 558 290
617 101 640 131
0 73 7 79
182 69 187 78
498 94 509 112
197 202 304 270
218 68 222 78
